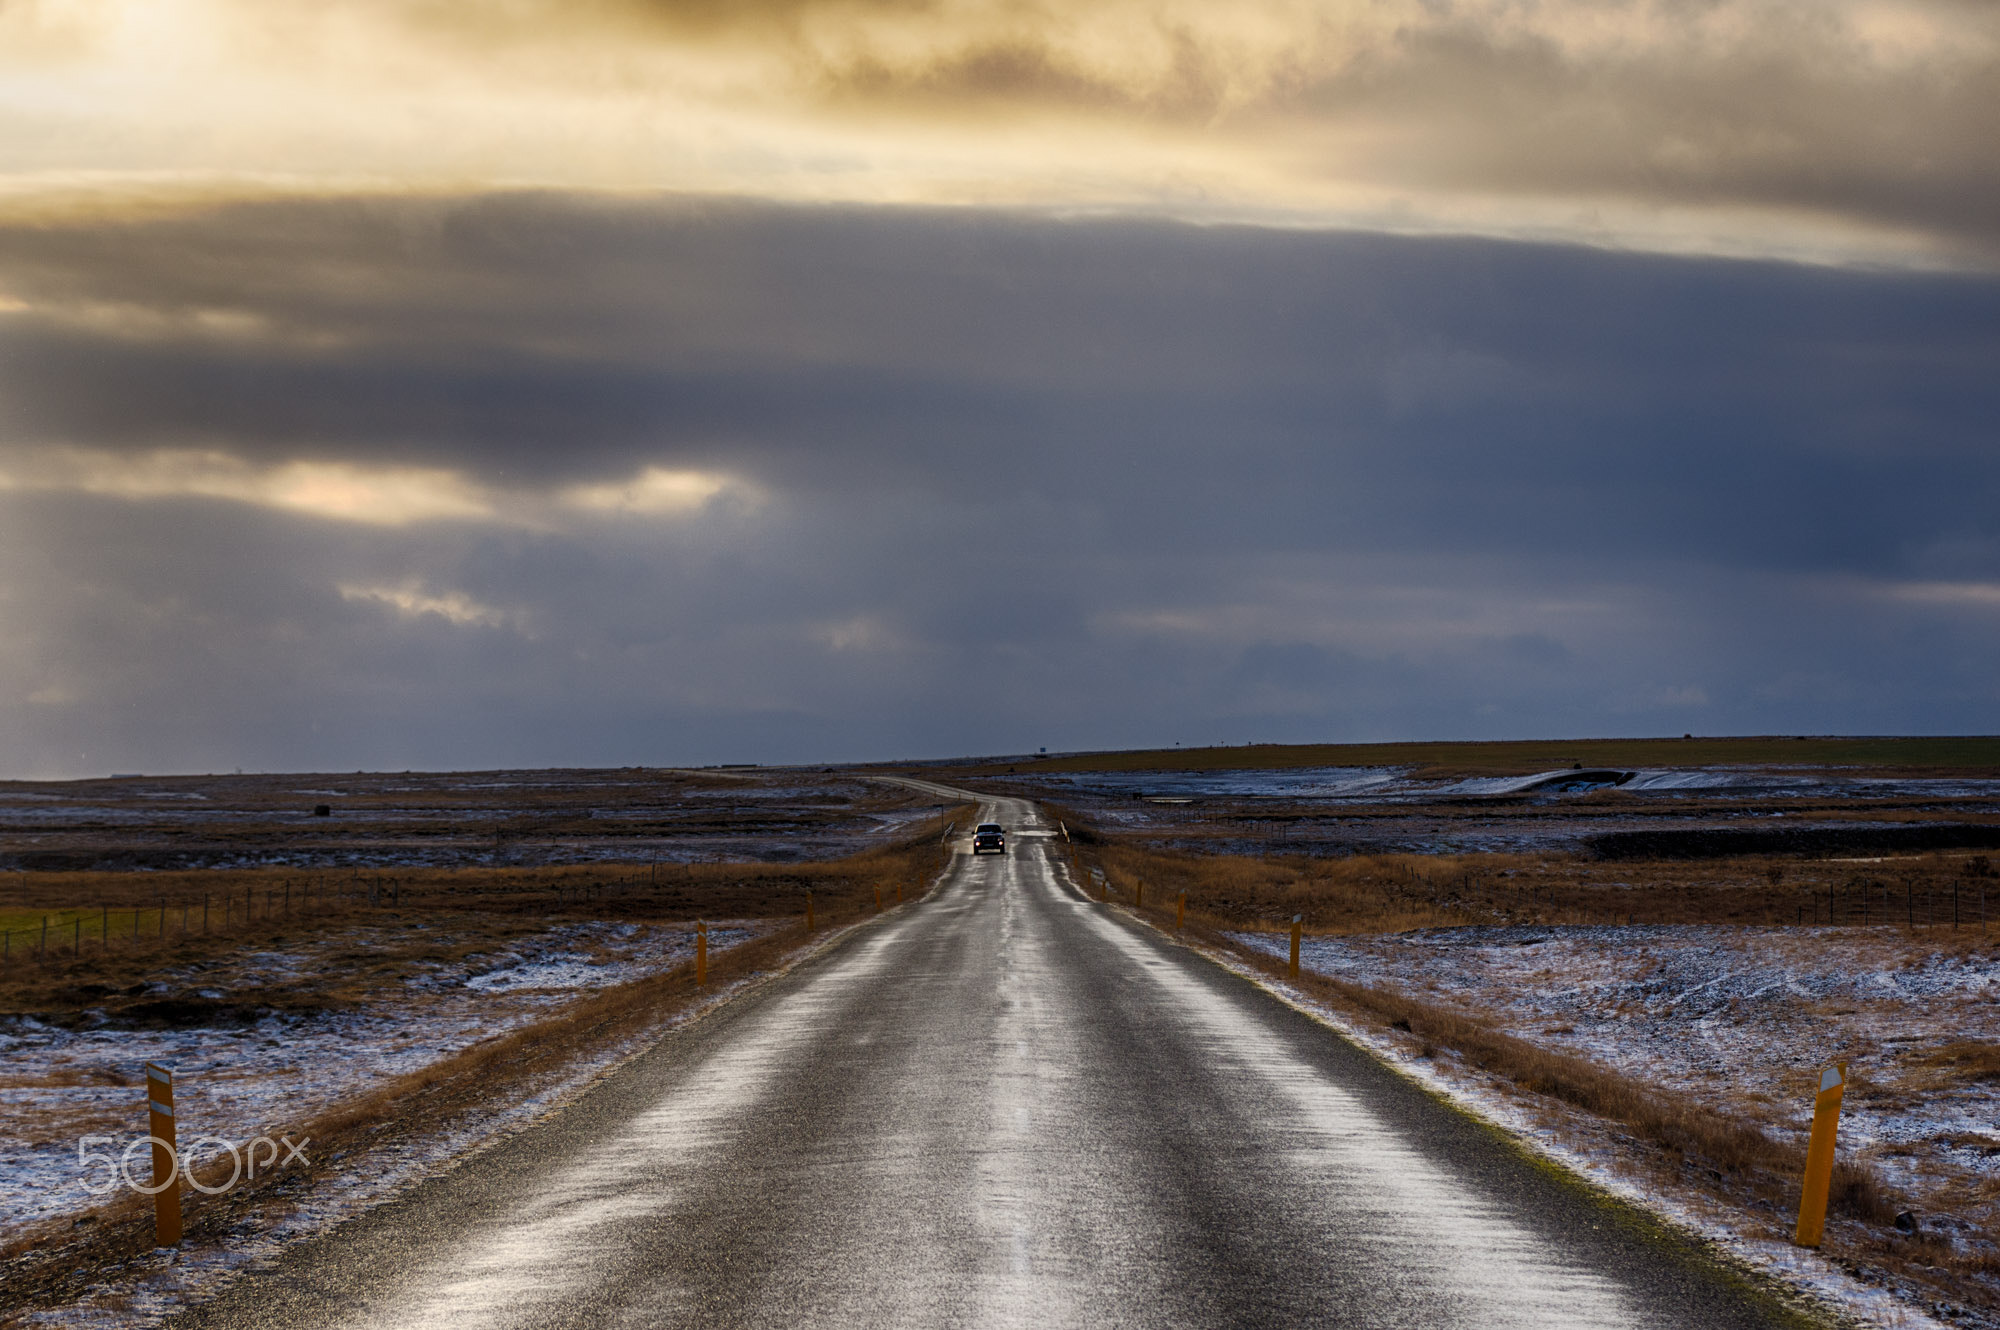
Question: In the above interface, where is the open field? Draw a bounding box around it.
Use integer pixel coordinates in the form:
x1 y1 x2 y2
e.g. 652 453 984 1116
936 736 2000 778
982 752 2000 861
14 751 2000 1325
1080 838 2000 934
1063 815 2000 1323
0 767 937 872
0 782 969 1323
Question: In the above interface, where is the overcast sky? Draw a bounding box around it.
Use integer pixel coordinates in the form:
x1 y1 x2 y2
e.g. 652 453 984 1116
1 1 1997 776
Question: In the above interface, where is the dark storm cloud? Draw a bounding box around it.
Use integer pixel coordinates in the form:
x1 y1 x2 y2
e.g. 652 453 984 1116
3 193 1995 563
1 192 1997 775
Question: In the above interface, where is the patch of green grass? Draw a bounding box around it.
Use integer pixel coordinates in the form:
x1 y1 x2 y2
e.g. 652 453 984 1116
972 735 2000 777
0 908 99 935
0 906 185 952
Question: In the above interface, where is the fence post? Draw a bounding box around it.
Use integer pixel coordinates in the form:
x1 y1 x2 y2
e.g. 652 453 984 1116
1289 915 1302 978
1795 1063 1849 1248
146 1062 182 1246
1177 893 1186 930
696 922 708 986
874 886 882 912
1135 880 1144 909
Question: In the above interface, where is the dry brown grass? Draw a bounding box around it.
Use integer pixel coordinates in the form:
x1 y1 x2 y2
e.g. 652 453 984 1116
0 808 969 1319
1047 810 2000 939
1162 921 1922 1207
1054 822 1892 1208
1049 816 2000 1318
0 836 962 1019
1209 925 1895 1222
1914 1041 2000 1085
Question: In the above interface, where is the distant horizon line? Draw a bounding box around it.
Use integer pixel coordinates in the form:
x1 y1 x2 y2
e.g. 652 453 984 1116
17 732 2000 784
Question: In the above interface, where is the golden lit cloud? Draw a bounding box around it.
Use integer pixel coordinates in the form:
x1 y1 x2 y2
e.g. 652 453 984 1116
562 467 742 516
0 447 754 528
338 581 516 627
0 0 1994 265
0 448 494 525
1878 580 2000 609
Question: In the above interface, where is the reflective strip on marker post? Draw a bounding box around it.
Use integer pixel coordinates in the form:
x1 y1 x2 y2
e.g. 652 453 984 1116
144 1062 182 1246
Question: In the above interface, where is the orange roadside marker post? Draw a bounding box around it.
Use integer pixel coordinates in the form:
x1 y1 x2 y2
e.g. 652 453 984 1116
1289 915 1302 978
695 922 708 986
1135 881 1144 909
1177 893 1186 930
875 886 882 912
1795 1062 1849 1247
896 883 903 904
145 1062 182 1246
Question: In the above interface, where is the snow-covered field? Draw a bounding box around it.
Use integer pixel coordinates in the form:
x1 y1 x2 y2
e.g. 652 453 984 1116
1037 764 2000 806
0 919 761 1238
1014 763 2000 857
1230 923 2000 1325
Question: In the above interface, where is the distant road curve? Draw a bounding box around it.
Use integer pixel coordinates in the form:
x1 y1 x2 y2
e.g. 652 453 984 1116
174 782 1812 1329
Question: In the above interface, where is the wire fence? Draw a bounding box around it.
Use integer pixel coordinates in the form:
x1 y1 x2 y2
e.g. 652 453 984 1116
0 862 756 970
0 874 416 969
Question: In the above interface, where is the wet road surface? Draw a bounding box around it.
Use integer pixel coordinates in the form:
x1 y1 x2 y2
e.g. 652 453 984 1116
174 785 1810 1329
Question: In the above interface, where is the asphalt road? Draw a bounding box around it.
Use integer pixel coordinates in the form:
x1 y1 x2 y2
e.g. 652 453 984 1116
174 785 1810 1329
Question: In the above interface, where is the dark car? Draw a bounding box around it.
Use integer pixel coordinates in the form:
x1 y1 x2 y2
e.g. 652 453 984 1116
972 823 1006 855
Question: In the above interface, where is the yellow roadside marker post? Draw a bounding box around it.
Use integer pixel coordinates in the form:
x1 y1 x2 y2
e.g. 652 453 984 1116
1289 915 1302 978
896 883 903 904
875 886 883 912
695 922 708 986
1177 893 1186 930
145 1062 182 1246
1135 881 1144 909
1795 1062 1849 1248
805 892 814 931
